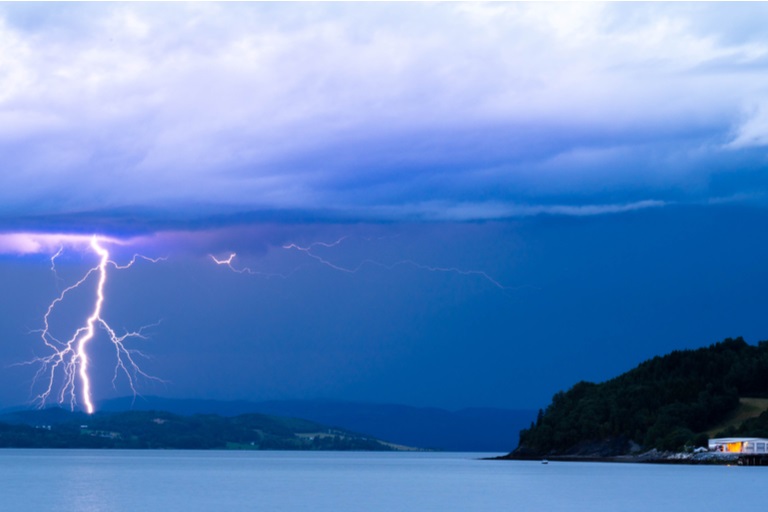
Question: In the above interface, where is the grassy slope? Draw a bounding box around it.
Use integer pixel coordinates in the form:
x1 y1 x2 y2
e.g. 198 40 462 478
706 397 768 437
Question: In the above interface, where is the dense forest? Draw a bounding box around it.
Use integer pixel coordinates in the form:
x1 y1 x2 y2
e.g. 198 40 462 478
0 409 396 450
515 337 768 456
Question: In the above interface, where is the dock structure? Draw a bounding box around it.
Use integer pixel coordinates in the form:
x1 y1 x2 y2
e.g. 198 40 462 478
738 454 768 466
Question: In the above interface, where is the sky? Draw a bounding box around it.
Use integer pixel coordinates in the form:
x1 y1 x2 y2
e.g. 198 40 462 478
2 2 768 411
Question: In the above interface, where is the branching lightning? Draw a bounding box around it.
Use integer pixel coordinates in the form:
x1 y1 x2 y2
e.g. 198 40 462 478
211 235 512 291
6 228 516 415
28 235 164 414
282 237 510 290
210 253 257 275
210 252 296 279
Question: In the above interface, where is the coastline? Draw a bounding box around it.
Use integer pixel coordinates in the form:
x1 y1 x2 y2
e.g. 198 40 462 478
489 450 756 465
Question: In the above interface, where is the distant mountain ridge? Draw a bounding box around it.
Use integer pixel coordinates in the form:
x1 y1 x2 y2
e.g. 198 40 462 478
0 408 396 450
95 396 535 452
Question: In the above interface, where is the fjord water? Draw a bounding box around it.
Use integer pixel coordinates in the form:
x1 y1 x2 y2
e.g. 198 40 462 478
0 450 763 512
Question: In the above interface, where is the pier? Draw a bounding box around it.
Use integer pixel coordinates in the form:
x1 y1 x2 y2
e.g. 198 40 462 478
738 454 768 466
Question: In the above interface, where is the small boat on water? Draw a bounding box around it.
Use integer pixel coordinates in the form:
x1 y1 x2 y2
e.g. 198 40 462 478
541 459 548 465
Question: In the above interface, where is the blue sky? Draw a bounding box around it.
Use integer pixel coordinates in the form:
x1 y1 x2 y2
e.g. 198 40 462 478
2 3 768 411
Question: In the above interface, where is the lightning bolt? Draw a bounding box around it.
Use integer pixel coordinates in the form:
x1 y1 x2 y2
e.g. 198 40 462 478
210 253 257 274
210 252 294 279
28 235 164 414
211 235 512 291
282 237 510 290
49 245 65 289
281 238 356 274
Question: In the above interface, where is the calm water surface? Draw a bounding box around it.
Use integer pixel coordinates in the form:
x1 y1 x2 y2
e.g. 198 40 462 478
0 450 763 511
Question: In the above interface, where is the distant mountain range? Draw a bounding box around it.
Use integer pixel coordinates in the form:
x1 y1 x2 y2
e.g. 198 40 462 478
91 396 535 452
0 408 396 450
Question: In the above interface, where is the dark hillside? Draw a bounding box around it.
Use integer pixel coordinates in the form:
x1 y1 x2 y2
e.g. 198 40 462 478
514 337 768 457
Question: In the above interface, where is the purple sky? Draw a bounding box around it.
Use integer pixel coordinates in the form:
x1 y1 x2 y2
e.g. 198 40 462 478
2 3 768 411
1 3 768 223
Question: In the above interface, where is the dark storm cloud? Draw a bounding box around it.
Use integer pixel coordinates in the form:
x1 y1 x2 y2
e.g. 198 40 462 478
0 3 767 226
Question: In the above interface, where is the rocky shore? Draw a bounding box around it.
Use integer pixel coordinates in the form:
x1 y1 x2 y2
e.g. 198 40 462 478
494 449 743 465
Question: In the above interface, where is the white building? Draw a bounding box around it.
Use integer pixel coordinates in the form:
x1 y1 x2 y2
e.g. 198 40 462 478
709 438 768 454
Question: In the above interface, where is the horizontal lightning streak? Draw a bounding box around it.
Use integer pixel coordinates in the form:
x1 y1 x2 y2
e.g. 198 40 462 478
211 236 511 290
280 236 511 291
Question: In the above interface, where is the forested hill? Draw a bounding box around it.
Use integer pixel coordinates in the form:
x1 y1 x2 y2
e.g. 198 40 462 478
0 409 400 450
512 337 768 457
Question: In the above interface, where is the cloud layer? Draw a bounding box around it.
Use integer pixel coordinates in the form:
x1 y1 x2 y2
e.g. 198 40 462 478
2 3 768 224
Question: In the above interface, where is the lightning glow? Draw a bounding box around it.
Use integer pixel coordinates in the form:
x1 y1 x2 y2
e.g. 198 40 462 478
27 235 163 414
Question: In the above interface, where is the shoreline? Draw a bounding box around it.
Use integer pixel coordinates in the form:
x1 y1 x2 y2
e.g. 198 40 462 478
488 450 760 466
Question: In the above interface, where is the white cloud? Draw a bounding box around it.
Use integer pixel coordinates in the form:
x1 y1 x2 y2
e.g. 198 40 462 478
725 101 768 149
371 200 668 222
0 3 766 220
